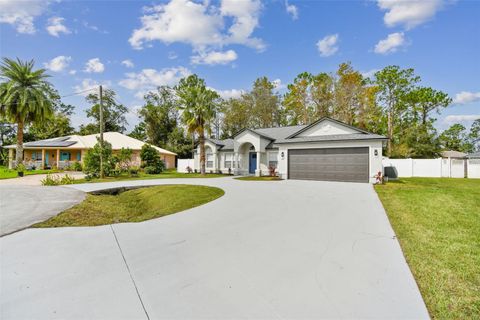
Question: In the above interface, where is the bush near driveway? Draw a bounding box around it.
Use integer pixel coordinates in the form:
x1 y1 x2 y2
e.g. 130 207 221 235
375 178 480 319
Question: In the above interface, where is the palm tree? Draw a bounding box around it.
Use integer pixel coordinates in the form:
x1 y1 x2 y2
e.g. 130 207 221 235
0 58 53 166
175 75 219 175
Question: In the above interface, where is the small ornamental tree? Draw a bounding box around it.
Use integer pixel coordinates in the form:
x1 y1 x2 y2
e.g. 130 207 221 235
140 144 165 174
83 139 116 177
116 147 133 172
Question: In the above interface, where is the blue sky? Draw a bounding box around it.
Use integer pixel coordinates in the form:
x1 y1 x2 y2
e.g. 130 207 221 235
1 0 479 132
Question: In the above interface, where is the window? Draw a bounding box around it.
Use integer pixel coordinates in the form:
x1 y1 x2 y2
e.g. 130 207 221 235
32 151 42 161
77 152 81 161
268 151 278 168
224 153 236 168
206 153 213 168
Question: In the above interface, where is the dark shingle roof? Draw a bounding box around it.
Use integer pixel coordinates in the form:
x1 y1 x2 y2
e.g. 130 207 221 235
273 133 386 144
23 137 76 148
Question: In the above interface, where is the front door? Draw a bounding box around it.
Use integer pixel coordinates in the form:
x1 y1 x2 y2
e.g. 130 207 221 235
45 153 49 167
249 152 257 174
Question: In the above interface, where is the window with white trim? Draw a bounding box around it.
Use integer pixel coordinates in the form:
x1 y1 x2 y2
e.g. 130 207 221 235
224 153 236 168
206 153 213 168
268 151 278 168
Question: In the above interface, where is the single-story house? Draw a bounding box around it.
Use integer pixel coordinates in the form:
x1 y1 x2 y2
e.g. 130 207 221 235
6 132 176 170
194 117 387 183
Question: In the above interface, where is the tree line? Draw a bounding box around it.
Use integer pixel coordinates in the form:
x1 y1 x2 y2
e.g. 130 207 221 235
1 58 479 170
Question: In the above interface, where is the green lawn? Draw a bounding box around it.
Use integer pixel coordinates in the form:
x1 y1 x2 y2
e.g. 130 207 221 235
34 184 224 227
375 178 480 319
234 176 283 181
73 171 227 184
0 165 59 179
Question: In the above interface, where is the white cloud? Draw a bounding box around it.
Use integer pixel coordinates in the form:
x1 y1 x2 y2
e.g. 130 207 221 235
316 34 339 57
43 56 72 72
168 51 178 60
69 70 77 75
46 16 71 37
453 91 480 105
444 115 480 124
285 1 298 20
129 0 264 52
191 50 238 65
374 32 406 54
0 0 50 34
84 58 105 73
119 67 191 98
377 0 445 30
272 78 286 90
73 79 111 96
121 59 135 68
212 88 244 99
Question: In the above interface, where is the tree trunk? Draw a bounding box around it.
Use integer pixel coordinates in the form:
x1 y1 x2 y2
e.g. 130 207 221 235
422 108 427 126
16 119 24 166
387 111 393 156
199 132 206 175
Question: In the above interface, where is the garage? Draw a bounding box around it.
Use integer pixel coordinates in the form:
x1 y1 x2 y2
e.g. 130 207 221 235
288 147 369 183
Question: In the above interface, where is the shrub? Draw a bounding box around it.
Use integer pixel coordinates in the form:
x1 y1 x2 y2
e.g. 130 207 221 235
16 163 26 173
72 162 82 171
140 144 165 173
41 174 75 186
117 148 133 172
129 166 139 177
144 166 158 174
83 139 117 177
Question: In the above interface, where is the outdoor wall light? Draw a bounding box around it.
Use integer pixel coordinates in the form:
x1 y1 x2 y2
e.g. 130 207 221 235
374 149 378 156
281 151 285 159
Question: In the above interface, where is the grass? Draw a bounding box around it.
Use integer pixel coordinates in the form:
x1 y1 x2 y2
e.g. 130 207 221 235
234 176 283 181
34 184 224 227
0 165 59 179
73 171 227 184
375 178 480 319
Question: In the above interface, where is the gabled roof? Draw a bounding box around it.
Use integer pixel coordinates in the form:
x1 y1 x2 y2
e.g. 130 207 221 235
441 150 467 158
233 127 276 141
274 133 387 144
5 132 177 155
285 117 372 139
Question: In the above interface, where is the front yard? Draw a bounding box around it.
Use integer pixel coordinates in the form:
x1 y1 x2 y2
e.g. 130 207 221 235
375 178 480 319
0 165 59 179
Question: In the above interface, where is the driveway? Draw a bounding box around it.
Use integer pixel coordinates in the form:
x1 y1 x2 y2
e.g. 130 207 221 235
0 178 429 319
0 185 85 236
0 171 85 186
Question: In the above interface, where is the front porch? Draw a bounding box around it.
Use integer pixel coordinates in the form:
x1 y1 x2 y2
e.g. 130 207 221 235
8 148 83 170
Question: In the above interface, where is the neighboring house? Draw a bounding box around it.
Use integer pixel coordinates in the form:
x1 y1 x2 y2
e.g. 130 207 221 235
468 151 480 159
6 132 176 170
194 117 387 183
440 150 467 159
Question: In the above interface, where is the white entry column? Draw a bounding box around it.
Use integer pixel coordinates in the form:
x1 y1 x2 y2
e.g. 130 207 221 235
255 151 261 176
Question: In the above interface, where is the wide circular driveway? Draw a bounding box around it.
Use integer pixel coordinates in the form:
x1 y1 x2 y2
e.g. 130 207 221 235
0 177 429 319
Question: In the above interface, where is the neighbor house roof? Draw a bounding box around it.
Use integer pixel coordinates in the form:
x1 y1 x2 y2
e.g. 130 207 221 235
5 132 177 155
441 150 467 158
468 151 480 158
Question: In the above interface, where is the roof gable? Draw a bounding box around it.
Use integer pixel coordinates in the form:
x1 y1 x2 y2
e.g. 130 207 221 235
286 117 370 139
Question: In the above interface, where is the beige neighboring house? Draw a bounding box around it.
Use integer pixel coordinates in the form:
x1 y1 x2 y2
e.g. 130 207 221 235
6 132 177 170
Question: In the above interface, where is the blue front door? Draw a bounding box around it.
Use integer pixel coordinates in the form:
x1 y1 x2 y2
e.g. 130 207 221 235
45 153 49 166
249 152 257 174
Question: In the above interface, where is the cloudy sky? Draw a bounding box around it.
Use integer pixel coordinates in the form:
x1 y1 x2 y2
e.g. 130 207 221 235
1 0 479 131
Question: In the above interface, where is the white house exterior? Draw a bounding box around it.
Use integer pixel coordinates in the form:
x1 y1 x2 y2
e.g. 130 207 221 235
194 118 387 183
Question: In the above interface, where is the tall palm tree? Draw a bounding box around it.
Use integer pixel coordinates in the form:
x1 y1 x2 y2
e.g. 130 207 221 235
0 58 53 166
175 74 219 175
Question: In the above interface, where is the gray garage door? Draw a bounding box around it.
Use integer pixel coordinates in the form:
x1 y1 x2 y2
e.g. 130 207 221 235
288 147 369 183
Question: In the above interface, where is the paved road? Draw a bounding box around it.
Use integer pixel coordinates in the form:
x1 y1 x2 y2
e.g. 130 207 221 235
0 185 85 236
0 178 429 319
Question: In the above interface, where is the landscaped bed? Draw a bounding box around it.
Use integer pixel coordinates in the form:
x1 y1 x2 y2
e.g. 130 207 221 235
33 185 224 227
234 176 283 181
375 178 480 319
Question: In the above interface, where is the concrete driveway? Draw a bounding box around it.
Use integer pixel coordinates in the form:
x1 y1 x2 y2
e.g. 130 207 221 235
0 171 85 186
0 177 429 319
0 185 85 236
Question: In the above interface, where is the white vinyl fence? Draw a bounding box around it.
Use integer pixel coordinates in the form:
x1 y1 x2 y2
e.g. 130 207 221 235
177 159 194 173
468 159 480 178
382 158 473 178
